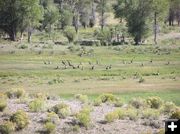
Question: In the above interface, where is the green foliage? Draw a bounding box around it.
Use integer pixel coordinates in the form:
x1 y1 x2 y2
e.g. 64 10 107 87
105 111 119 123
114 98 123 107
64 27 76 43
0 0 43 41
0 93 7 111
142 109 160 119
125 108 138 121
10 110 29 130
6 88 25 99
171 109 180 119
94 28 112 46
18 44 28 49
98 93 116 103
93 98 102 106
75 94 88 103
46 112 60 124
60 8 73 30
0 121 15 134
44 122 56 134
75 107 91 128
115 108 126 119
146 96 163 109
29 98 45 112
161 101 176 114
51 103 71 119
130 98 146 109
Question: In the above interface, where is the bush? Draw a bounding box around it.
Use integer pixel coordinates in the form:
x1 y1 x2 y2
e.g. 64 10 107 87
171 109 180 119
10 110 29 130
6 88 25 99
114 98 123 107
98 93 116 103
125 108 138 121
94 28 112 46
75 107 91 128
93 98 102 106
44 122 56 134
157 128 165 134
130 98 146 109
142 109 160 120
51 103 71 119
77 39 101 46
0 121 15 134
0 93 7 111
46 112 59 124
74 94 88 103
146 97 163 109
64 27 76 43
105 111 119 123
19 44 28 49
161 101 176 114
114 108 126 119
29 98 45 112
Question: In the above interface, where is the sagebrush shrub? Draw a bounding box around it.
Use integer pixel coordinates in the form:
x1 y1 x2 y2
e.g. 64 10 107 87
171 109 180 119
0 93 7 111
105 111 119 123
46 112 60 124
10 110 29 130
44 122 56 134
146 96 163 109
0 121 15 134
161 101 176 114
114 98 123 107
29 98 45 112
142 109 160 120
51 103 71 119
125 108 138 121
130 98 146 109
75 107 91 128
93 98 102 106
75 94 88 103
6 88 25 99
114 108 126 119
64 27 76 43
98 93 116 103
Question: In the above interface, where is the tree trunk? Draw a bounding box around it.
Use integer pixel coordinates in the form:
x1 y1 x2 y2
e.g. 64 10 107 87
28 30 32 43
9 31 16 41
154 12 157 45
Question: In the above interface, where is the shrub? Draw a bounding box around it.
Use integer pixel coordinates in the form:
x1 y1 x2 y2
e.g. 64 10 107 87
93 98 102 106
74 94 88 103
157 128 165 134
98 93 116 103
114 108 126 119
171 109 180 119
19 44 28 49
105 111 119 123
6 88 25 99
51 103 71 119
142 109 160 120
10 110 29 130
64 27 76 43
146 97 163 109
114 98 123 107
161 101 176 114
0 121 15 134
130 98 146 109
75 107 91 128
44 122 56 134
46 112 59 124
29 98 45 112
0 93 7 111
125 108 138 121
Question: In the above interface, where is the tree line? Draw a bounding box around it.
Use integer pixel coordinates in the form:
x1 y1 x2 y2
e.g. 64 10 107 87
0 0 179 44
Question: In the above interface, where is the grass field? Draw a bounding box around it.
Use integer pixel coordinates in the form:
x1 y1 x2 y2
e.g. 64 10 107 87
0 37 180 105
